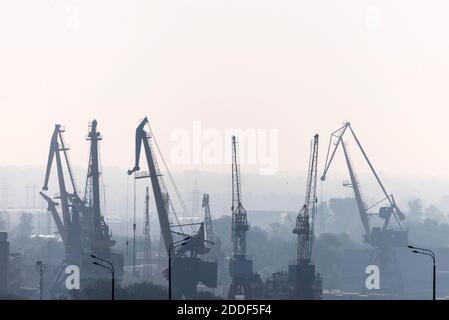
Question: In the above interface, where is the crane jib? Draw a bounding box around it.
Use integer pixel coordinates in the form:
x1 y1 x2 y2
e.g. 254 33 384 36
320 122 406 245
128 118 174 254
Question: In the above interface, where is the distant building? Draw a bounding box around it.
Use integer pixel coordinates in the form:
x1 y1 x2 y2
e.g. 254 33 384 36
0 232 7 296
0 232 21 297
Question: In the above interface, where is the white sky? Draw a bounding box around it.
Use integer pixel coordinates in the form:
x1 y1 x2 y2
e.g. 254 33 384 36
1 1 449 176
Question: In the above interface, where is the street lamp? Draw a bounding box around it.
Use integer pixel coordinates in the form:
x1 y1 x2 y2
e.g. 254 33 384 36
409 245 436 300
168 237 190 301
91 255 115 301
35 260 48 300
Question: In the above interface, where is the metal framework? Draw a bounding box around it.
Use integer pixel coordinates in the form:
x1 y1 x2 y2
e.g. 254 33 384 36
128 118 174 252
41 125 81 265
128 117 217 299
231 136 249 258
202 194 216 243
41 121 120 296
321 122 406 245
321 122 407 294
84 120 115 254
228 136 254 300
294 134 319 265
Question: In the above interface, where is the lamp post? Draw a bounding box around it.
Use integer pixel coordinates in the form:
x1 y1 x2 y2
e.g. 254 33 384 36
168 237 190 301
91 255 115 300
35 260 48 300
409 245 436 300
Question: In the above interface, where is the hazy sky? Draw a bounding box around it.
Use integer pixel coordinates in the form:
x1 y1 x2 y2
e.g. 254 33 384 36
2 1 449 176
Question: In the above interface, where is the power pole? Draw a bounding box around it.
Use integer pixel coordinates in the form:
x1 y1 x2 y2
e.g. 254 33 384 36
32 185 36 209
143 187 152 281
133 176 137 277
25 184 30 208
0 182 10 209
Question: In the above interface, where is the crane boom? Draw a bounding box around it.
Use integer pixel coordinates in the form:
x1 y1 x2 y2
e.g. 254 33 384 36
40 124 82 267
341 142 371 239
321 123 371 238
145 187 150 232
43 126 78 195
321 123 349 182
347 126 406 223
39 191 66 244
128 117 174 253
321 122 406 245
42 125 73 232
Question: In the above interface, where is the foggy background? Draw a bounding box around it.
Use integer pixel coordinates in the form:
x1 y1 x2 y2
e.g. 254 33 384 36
2 0 449 237
1 1 449 176
3 1 449 300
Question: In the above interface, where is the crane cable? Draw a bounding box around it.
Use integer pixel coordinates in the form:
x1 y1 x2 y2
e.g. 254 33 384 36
98 142 110 224
320 180 324 234
147 125 195 234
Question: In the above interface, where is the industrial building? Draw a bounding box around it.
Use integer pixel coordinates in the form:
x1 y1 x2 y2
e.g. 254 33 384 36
0 232 21 297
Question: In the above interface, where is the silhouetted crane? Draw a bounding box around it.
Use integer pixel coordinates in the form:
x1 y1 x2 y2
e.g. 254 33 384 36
228 136 254 300
321 122 407 294
292 134 322 299
128 117 217 299
84 120 115 254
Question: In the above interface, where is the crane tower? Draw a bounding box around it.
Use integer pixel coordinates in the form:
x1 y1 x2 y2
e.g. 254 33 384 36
84 120 115 254
291 134 322 299
228 136 254 300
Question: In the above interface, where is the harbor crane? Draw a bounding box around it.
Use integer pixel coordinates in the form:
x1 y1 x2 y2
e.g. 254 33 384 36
294 135 319 266
128 117 217 299
292 134 322 299
41 121 122 295
41 125 82 267
40 125 83 293
84 120 116 255
321 122 407 293
228 136 254 300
